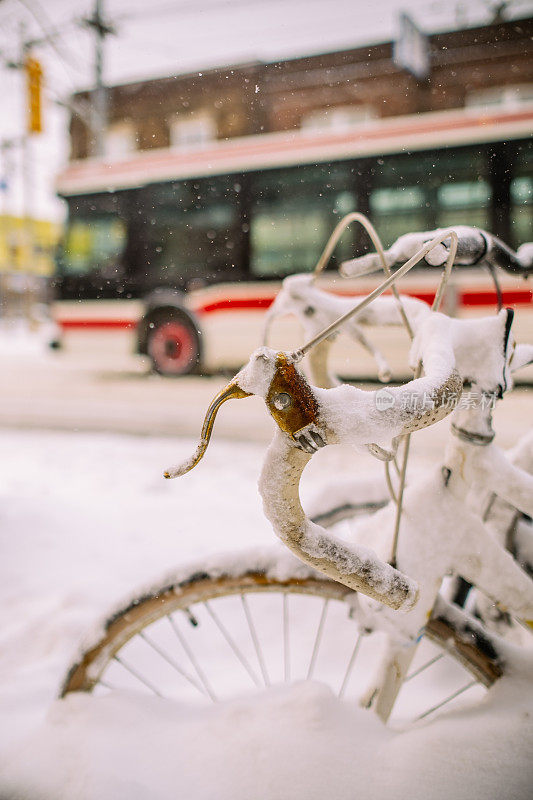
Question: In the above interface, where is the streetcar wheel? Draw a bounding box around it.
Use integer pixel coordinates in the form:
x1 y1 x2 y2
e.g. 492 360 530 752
147 313 201 376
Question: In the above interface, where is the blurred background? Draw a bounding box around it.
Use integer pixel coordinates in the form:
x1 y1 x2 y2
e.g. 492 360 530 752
0 0 531 431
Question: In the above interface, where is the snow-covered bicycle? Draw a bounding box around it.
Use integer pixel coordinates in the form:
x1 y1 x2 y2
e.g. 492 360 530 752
60 225 533 726
264 216 533 633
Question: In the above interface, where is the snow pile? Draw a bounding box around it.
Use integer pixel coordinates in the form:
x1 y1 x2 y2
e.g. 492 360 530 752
0 316 60 357
2 653 533 800
340 225 487 276
0 430 532 799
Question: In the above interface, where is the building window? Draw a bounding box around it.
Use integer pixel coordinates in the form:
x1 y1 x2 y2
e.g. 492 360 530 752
466 84 533 111
301 105 376 133
170 111 216 148
104 121 136 159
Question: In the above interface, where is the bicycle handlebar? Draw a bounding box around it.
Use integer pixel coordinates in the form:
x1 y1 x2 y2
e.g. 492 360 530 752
258 431 419 610
164 343 464 609
485 234 533 275
341 227 533 278
162 222 529 613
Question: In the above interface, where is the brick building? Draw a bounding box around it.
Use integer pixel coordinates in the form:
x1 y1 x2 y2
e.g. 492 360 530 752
69 17 533 161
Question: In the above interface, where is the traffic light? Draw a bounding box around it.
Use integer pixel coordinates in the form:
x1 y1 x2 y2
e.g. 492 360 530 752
25 56 43 134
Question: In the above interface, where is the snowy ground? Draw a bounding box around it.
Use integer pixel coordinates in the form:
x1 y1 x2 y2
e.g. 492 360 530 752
0 427 532 799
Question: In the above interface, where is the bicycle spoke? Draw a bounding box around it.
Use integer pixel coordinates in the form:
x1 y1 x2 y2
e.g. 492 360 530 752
306 599 329 680
98 679 119 691
283 593 290 682
167 615 217 702
241 595 270 686
64 573 495 727
204 601 261 687
414 680 478 721
405 653 445 682
338 634 362 698
138 631 207 697
183 607 199 627
112 654 164 697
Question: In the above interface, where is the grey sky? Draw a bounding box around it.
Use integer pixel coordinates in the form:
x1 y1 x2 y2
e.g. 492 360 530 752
0 0 531 219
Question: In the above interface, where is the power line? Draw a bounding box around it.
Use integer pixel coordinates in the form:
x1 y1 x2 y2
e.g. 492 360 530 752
0 0 114 148
13 0 86 80
118 0 295 22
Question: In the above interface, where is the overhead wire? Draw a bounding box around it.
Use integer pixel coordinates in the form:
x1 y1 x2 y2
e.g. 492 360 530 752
13 0 87 80
118 0 286 22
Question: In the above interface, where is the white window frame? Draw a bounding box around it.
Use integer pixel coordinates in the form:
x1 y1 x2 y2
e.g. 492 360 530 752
466 84 533 111
104 121 136 159
170 111 216 149
301 105 376 133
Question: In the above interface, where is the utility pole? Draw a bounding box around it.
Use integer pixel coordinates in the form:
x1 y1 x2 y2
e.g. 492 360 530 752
0 21 46 322
20 21 35 321
0 139 14 316
82 0 115 157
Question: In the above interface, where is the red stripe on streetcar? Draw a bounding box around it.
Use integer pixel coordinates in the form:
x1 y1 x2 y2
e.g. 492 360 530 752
195 288 533 314
330 289 533 307
56 287 533 329
196 297 274 314
59 319 137 330
461 289 533 306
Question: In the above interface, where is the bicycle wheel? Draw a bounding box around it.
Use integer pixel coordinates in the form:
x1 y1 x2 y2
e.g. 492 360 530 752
60 548 504 725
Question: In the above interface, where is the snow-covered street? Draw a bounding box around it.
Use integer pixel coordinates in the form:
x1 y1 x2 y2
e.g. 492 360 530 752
0 430 269 744
0 427 532 799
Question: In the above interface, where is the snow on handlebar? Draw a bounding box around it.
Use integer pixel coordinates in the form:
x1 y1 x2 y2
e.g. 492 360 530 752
163 231 466 608
340 227 533 278
163 326 463 611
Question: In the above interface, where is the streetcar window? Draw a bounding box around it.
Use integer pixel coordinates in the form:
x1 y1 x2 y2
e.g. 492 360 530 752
510 143 532 248
141 177 243 287
368 159 430 245
438 181 491 209
368 148 491 246
370 186 425 212
249 164 356 277
59 215 127 277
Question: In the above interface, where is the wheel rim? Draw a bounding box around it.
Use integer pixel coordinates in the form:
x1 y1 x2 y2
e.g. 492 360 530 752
149 321 197 374
61 572 493 724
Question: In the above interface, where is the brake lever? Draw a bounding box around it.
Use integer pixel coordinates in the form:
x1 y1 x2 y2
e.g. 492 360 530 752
264 352 329 452
165 350 329 479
